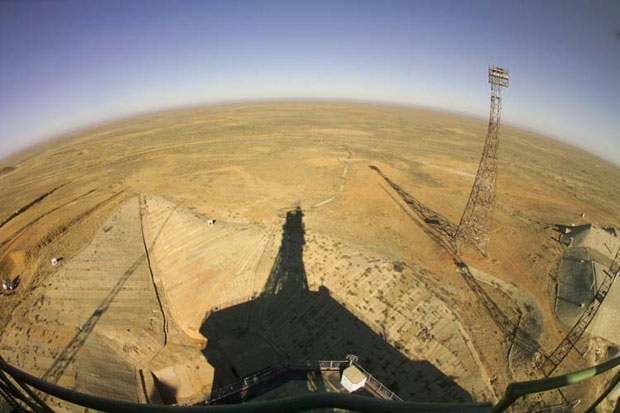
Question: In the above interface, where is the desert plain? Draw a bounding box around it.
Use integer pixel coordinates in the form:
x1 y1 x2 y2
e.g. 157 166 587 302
0 102 619 411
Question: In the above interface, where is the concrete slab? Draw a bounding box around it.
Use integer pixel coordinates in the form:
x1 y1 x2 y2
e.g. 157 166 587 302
555 257 596 327
560 224 620 260
555 254 619 345
589 267 620 345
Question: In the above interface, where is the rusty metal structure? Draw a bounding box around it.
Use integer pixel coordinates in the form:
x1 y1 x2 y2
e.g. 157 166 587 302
540 247 620 377
454 66 509 254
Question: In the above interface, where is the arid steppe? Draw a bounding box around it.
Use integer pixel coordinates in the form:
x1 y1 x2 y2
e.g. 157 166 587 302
0 102 619 411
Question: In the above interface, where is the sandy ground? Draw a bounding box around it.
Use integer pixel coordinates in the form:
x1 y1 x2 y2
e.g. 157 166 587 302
0 102 619 410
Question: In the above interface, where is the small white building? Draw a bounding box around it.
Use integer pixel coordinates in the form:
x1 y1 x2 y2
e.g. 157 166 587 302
340 365 366 393
207 219 216 226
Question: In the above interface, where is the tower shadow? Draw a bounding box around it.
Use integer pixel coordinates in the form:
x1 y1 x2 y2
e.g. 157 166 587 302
200 207 472 403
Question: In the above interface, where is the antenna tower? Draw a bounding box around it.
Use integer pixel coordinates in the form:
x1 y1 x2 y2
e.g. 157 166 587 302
454 66 509 254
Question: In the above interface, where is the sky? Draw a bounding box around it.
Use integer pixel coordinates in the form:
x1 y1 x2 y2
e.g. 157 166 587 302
0 0 619 163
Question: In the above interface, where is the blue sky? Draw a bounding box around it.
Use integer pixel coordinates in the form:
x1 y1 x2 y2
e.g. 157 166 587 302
1 0 618 163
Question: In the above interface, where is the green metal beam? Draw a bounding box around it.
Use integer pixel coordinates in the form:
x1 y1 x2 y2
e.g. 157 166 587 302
2 353 619 413
584 370 620 413
0 356 490 412
493 356 620 412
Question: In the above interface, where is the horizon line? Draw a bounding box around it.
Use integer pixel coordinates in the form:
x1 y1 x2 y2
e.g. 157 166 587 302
1 97 618 167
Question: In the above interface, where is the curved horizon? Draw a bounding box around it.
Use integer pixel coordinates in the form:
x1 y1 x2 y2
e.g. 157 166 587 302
4 99 616 168
1 1 618 163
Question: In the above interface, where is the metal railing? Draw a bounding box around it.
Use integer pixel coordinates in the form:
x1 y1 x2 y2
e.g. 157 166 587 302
1 354 619 412
206 361 288 404
352 362 402 401
205 359 395 405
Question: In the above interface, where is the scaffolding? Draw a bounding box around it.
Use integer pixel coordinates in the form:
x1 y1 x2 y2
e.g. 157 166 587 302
455 66 509 254
541 247 620 376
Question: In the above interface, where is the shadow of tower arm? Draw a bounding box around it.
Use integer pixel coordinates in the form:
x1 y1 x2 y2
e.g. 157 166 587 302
370 166 458 251
260 206 308 296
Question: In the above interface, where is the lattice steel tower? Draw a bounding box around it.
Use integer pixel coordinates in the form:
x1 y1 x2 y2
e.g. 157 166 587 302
454 66 509 254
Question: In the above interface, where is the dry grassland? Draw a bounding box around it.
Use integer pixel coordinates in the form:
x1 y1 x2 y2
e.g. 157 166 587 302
0 102 618 410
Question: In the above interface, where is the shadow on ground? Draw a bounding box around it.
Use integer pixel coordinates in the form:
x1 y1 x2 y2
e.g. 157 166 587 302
200 207 472 402
371 165 544 362
40 199 181 385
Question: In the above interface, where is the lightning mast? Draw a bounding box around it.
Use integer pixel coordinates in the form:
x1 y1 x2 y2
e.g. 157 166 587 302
454 66 509 254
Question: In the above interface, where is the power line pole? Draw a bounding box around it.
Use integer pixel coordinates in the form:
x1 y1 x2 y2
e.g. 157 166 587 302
455 66 509 254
